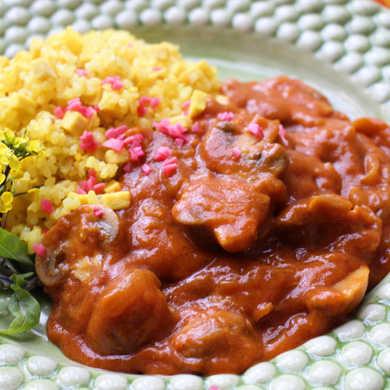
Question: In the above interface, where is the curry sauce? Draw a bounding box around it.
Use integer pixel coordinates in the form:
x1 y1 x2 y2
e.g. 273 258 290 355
36 76 390 375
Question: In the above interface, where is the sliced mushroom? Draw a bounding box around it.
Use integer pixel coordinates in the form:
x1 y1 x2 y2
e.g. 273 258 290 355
304 266 369 316
172 177 270 253
36 204 121 287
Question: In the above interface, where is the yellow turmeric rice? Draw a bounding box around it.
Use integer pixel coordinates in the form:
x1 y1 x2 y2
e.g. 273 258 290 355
0 28 221 253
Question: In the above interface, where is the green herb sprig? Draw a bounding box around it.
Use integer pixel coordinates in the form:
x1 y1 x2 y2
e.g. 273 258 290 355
0 128 44 334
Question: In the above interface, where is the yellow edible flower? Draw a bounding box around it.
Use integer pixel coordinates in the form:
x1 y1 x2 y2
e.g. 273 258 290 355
0 144 9 166
6 150 20 171
0 192 13 213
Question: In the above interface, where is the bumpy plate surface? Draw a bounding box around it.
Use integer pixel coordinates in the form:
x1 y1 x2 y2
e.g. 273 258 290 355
1 0 390 389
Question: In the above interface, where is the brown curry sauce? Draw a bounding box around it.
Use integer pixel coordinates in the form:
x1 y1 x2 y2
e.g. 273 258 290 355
36 76 390 375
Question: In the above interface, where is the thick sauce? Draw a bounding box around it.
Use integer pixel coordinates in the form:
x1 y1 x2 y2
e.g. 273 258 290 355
36 76 390 375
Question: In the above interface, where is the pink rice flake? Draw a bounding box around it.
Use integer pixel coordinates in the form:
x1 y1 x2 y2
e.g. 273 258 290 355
217 111 235 121
153 66 162 71
78 170 106 193
279 125 287 140
137 104 148 117
105 125 128 140
123 162 131 172
232 146 241 160
181 100 190 110
93 206 104 217
57 98 97 120
79 105 95 119
129 145 145 162
42 229 49 234
77 187 87 195
93 183 106 195
137 96 160 117
80 131 99 153
101 75 124 91
150 97 160 109
161 162 177 177
192 122 200 133
154 146 172 162
41 198 54 214
33 243 45 257
163 157 177 166
153 119 190 144
94 105 101 112
209 387 219 390
153 118 171 135
53 106 66 119
175 138 184 147
124 133 144 146
248 123 264 139
102 138 125 152
141 163 152 176
75 69 89 77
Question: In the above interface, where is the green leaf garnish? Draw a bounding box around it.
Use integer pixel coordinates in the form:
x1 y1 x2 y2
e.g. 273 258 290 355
0 280 40 334
0 228 34 268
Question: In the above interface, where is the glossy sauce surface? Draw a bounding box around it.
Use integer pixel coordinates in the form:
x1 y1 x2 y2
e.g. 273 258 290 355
36 76 390 375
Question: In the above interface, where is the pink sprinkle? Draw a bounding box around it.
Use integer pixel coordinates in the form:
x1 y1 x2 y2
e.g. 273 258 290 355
93 183 106 195
33 243 45 257
184 110 189 116
80 131 99 153
56 98 97 120
153 118 171 135
77 188 87 195
101 76 124 91
141 164 152 176
105 125 128 139
102 138 125 152
41 199 54 214
209 387 219 390
139 96 152 105
94 105 101 112
248 123 264 139
137 104 148 117
75 69 88 77
68 97 81 105
138 96 160 117
150 97 160 109
154 146 172 162
53 106 66 119
153 66 162 71
42 229 48 234
78 170 106 193
175 138 184 147
78 105 95 119
129 145 144 161
279 124 287 143
93 206 104 217
192 122 200 133
127 43 133 48
163 157 177 166
232 146 241 160
181 100 190 110
123 162 131 172
161 163 177 177
217 111 235 121
124 133 144 145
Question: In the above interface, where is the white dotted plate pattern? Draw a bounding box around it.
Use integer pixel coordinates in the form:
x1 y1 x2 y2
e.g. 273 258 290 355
0 0 390 389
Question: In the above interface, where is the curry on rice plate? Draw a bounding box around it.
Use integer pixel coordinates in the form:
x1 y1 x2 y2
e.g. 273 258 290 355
1 28 390 375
